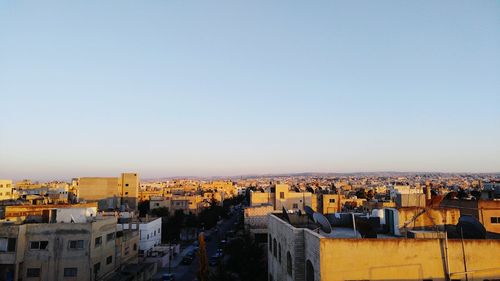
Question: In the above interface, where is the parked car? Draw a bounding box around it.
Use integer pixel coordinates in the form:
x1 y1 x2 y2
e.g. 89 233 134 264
162 273 175 281
182 256 194 265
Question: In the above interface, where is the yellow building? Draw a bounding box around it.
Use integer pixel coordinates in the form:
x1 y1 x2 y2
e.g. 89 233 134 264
249 184 318 212
0 179 13 201
149 195 206 215
75 173 139 210
319 194 345 214
441 199 500 235
14 179 41 190
268 212 500 281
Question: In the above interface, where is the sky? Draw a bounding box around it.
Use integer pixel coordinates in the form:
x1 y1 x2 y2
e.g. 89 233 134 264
1 0 499 181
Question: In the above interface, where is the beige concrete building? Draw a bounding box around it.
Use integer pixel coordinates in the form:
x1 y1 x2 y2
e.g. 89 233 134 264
250 184 317 212
268 212 500 281
0 210 143 281
75 173 139 210
149 195 206 215
0 180 13 201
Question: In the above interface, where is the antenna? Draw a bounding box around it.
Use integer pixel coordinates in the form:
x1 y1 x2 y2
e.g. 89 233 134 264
282 207 290 223
313 212 332 234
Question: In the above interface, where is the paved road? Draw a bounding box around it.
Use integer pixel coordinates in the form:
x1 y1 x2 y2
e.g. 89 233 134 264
154 210 240 281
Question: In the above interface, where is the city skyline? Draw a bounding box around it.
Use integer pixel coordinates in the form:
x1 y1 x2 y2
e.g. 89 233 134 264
1 0 499 180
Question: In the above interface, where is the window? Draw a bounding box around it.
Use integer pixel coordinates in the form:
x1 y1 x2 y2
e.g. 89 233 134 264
106 255 113 265
125 184 129 187
278 243 282 263
292 203 298 209
273 239 277 258
280 192 285 199
64 268 78 277
306 260 314 281
147 234 149 239
69 240 84 249
27 268 40 278
106 232 115 242
93 262 101 275
0 238 16 252
158 228 161 233
287 252 293 276
329 198 336 203
491 217 500 224
125 192 129 195
133 244 137 251
30 241 48 250
95 236 102 247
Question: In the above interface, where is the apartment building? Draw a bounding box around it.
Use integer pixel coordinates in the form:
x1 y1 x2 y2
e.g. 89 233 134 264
75 173 139 210
0 212 139 281
118 216 162 258
0 180 13 201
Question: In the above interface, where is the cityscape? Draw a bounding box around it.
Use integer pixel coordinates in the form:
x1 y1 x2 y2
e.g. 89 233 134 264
1 1 499 281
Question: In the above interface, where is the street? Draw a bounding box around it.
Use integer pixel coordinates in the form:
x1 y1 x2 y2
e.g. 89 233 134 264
153 210 241 281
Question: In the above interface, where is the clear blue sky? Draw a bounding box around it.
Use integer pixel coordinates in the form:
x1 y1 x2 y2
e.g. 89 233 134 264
1 0 499 181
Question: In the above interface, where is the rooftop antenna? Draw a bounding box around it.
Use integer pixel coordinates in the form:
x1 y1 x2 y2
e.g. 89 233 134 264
282 207 290 223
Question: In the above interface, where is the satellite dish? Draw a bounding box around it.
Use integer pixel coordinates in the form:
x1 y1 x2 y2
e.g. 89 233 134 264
304 206 315 221
282 207 290 223
457 216 486 239
313 212 332 234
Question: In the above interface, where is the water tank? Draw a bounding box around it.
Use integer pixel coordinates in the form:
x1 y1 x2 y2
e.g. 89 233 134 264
371 209 385 225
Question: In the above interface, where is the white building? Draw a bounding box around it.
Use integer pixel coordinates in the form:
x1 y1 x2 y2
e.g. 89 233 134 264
118 216 162 257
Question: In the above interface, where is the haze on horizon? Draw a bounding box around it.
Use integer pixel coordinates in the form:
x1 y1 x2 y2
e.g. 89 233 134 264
1 0 499 181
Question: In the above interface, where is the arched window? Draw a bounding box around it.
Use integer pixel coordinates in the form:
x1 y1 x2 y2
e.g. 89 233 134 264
287 252 292 276
306 260 314 281
268 234 272 252
278 243 282 263
273 239 277 258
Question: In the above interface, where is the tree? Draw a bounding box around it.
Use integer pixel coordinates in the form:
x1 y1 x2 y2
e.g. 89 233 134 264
197 233 208 281
225 231 267 281
151 207 169 218
138 200 150 217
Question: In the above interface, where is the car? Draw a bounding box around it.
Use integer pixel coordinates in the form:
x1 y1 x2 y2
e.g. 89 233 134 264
209 256 219 266
182 256 194 265
162 273 175 281
187 250 196 258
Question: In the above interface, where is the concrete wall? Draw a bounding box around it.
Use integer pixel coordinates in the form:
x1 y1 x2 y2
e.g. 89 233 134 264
244 205 274 230
138 218 162 255
268 213 306 281
398 207 461 232
320 238 500 281
251 191 273 207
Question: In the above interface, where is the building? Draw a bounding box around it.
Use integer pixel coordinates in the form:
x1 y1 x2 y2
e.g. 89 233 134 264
118 216 162 257
0 213 131 281
441 199 500 236
75 173 139 210
1 202 99 221
250 184 317 211
149 195 206 216
267 212 500 281
0 180 13 201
